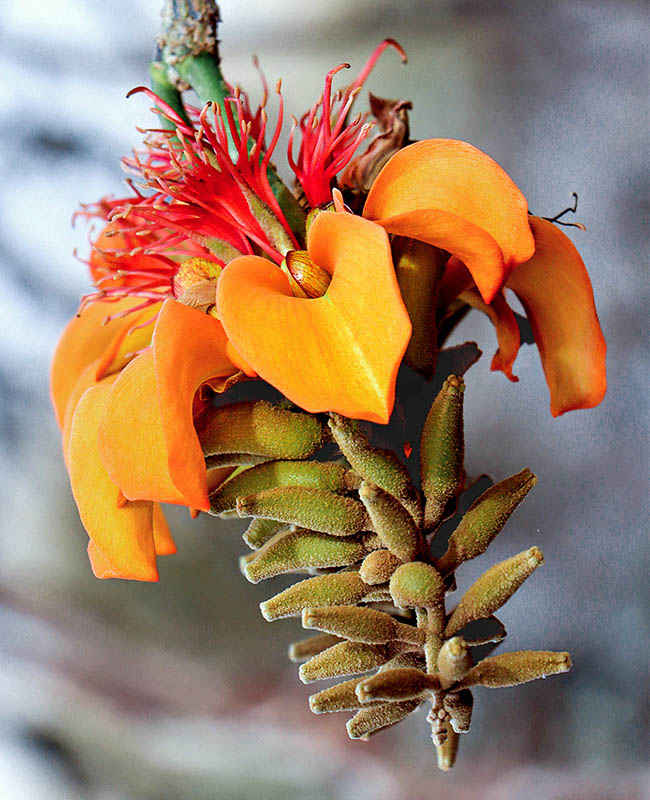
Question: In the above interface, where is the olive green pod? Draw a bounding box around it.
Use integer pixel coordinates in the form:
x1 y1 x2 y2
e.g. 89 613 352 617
260 572 371 621
359 482 421 562
455 650 571 689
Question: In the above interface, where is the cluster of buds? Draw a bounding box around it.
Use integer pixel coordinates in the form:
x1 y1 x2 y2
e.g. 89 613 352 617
205 375 571 770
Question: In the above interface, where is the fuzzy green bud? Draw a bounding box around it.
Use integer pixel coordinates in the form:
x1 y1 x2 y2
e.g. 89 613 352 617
420 375 465 530
260 572 371 621
242 518 285 550
288 633 343 663
299 641 398 683
237 487 369 536
436 469 537 574
445 547 544 636
359 482 421 562
328 413 422 524
199 400 328 461
346 699 422 740
356 667 436 703
210 460 357 515
359 549 402 585
389 562 445 611
302 605 425 647
455 650 571 689
437 637 471 688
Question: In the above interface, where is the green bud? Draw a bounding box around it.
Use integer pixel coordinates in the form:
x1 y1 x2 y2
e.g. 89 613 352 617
198 401 328 461
245 530 369 583
356 667 436 703
359 482 421 562
455 650 571 689
437 637 471 688
309 678 380 714
389 562 445 611
436 469 537 574
302 605 425 647
445 547 544 636
328 413 422 524
392 236 446 379
237 487 369 536
359 549 402 585
260 572 371 621
210 460 356 514
420 375 465 530
299 641 398 683
242 518 286 550
288 633 343 663
346 699 422 740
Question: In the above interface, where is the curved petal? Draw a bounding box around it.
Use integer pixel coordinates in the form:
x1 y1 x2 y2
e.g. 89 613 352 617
506 217 607 416
61 359 119 468
217 212 411 423
68 383 158 581
363 139 535 302
51 297 142 427
152 504 177 555
94 304 160 381
152 299 237 510
459 288 520 381
97 350 191 506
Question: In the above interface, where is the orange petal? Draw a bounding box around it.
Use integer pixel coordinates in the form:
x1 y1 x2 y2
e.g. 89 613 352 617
153 299 237 509
153 504 177 555
68 383 158 581
363 139 535 302
97 350 190 506
61 359 119 469
459 288 520 381
217 212 411 424
94 303 161 381
51 297 142 427
506 217 607 416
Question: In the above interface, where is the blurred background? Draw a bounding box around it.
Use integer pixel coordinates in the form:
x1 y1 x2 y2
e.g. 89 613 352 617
0 0 647 797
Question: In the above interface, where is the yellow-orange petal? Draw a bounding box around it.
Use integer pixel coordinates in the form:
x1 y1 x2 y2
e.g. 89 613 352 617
50 297 142 427
506 217 607 416
97 350 190 506
153 504 177 555
363 139 535 302
217 212 411 424
68 383 158 581
153 299 237 510
61 359 119 469
459 288 520 381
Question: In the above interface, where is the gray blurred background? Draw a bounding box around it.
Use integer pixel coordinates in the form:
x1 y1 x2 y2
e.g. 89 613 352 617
0 1 648 798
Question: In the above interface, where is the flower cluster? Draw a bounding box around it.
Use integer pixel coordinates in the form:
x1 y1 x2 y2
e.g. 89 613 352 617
51 40 606 584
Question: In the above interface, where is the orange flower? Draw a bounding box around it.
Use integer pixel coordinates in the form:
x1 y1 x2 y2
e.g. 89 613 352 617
52 295 237 580
217 210 412 424
362 140 606 416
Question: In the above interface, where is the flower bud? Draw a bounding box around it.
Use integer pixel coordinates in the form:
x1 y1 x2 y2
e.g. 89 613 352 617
443 689 473 733
359 549 402 585
328 413 421 524
456 650 571 689
245 530 369 583
209 460 356 514
436 468 537 574
420 375 465 530
437 637 471 687
199 400 329 461
260 571 371 621
347 700 422 740
445 547 544 636
359 482 421 562
299 641 396 683
389 562 445 611
242 518 285 550
309 678 379 714
237 487 370 537
302 605 425 646
356 667 435 703
288 633 343 663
